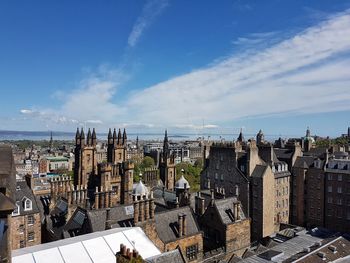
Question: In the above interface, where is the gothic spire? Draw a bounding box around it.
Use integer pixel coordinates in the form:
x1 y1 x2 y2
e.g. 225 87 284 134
92 128 97 146
237 128 244 142
117 128 122 145
122 128 127 145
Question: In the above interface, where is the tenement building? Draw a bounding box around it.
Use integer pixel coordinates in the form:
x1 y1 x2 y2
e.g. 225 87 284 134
291 148 350 233
200 130 298 241
11 181 41 249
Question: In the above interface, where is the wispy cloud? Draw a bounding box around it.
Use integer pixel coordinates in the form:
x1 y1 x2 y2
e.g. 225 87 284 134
21 9 350 132
128 0 169 48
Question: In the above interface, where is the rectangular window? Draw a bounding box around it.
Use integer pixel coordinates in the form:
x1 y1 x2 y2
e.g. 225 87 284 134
337 187 342 194
20 240 25 248
27 215 34 225
19 224 24 233
337 199 342 205
28 232 34 242
327 197 333 203
186 244 198 260
328 186 332 193
338 175 343 181
328 174 332 180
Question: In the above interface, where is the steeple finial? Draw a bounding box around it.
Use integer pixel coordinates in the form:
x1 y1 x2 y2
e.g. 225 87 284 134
122 128 127 145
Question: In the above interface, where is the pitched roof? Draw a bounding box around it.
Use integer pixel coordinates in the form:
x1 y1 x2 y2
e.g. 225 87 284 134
251 165 268 178
214 197 246 225
146 248 185 263
274 148 294 160
13 181 40 216
294 156 315 169
154 206 200 243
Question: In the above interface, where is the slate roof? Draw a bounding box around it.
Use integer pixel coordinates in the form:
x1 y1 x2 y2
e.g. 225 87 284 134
50 197 68 217
293 236 350 263
146 248 185 263
274 148 294 160
304 147 328 157
13 181 40 216
294 156 315 169
214 197 246 224
251 165 268 178
87 209 107 232
154 206 200 243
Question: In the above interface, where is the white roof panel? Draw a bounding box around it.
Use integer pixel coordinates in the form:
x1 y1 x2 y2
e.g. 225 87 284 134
59 242 93 263
123 228 161 259
33 247 64 263
12 254 35 263
82 237 115 263
103 231 133 254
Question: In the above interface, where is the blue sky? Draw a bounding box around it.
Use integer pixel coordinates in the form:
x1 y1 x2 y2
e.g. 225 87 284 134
0 0 349 137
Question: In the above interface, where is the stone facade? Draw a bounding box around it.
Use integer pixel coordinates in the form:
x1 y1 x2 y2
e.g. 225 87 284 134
73 128 134 207
11 213 41 250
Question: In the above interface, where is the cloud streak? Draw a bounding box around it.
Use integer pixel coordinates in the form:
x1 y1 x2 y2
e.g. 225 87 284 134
128 0 169 48
21 9 350 132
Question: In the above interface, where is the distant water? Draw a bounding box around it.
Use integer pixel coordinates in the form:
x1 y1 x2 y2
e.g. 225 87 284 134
0 130 283 142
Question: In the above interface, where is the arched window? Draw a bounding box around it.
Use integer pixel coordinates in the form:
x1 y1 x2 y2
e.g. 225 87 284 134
24 198 32 211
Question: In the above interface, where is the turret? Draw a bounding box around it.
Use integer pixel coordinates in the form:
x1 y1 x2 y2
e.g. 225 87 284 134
80 128 85 146
92 128 97 146
108 128 113 144
87 128 92 145
117 129 122 145
75 128 81 145
122 128 127 146
113 128 117 145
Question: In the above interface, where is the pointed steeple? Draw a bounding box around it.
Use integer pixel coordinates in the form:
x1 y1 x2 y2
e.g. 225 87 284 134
80 128 85 146
237 128 244 142
75 128 81 145
113 128 117 145
108 128 113 144
87 128 92 145
136 136 139 149
256 129 264 145
306 126 311 137
92 128 97 146
117 128 122 145
122 128 127 145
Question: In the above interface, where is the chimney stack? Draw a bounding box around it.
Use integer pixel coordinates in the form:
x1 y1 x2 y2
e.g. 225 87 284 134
178 214 183 238
182 214 187 236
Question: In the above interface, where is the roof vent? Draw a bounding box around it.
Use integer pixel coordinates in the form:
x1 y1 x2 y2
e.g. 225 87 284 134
317 252 326 260
303 247 310 253
328 245 337 253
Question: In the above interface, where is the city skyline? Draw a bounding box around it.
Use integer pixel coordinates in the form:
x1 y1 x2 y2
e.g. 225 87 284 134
1 1 350 136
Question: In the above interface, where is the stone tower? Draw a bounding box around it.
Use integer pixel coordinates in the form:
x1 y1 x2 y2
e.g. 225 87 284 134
256 129 264 145
74 128 98 188
159 130 176 191
107 128 127 164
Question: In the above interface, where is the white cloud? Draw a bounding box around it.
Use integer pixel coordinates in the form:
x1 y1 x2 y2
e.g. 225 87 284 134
21 9 350 132
124 9 350 126
128 0 169 47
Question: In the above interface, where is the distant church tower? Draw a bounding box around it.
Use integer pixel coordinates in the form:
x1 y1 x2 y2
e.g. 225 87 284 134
107 128 127 164
74 128 98 187
159 130 176 191
49 131 53 151
256 130 264 145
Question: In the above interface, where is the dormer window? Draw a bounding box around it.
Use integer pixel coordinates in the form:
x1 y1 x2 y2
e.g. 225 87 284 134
24 198 32 211
12 203 20 216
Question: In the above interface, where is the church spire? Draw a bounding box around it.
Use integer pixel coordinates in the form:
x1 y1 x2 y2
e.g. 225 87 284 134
75 128 80 145
113 128 117 145
87 128 92 145
237 128 244 142
122 128 127 146
80 128 85 146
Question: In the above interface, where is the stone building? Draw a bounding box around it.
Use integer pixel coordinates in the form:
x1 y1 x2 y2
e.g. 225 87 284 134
0 145 16 262
11 181 41 249
200 131 296 241
195 193 250 260
132 180 203 263
74 128 134 207
291 149 350 234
